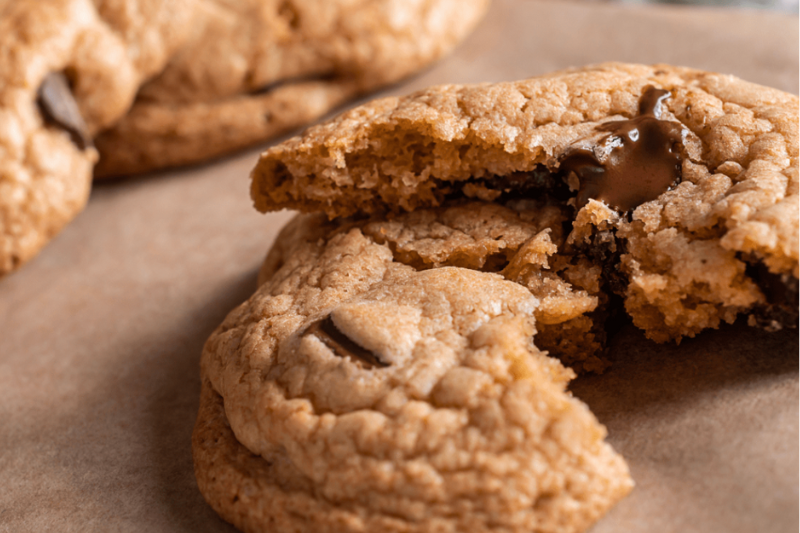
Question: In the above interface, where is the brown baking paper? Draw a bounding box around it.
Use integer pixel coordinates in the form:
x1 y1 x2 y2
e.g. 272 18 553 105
0 1 797 531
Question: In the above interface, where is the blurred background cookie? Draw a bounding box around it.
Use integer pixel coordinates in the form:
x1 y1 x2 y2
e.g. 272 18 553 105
0 0 191 276
93 0 491 177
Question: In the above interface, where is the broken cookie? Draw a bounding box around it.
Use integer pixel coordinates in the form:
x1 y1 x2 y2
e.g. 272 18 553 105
195 213 633 533
250 62 799 341
196 62 797 533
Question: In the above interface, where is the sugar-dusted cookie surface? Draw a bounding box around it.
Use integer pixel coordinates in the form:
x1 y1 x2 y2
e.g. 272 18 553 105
195 211 633 533
93 0 491 176
0 0 190 276
250 62 799 341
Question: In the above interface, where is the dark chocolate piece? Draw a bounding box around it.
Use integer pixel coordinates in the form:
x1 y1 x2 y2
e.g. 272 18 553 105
582 229 628 295
307 315 389 368
744 258 799 331
559 86 684 212
560 226 629 361
483 168 565 196
37 72 92 150
445 165 572 204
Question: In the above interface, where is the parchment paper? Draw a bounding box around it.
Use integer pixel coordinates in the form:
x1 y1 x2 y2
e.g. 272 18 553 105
0 1 797 531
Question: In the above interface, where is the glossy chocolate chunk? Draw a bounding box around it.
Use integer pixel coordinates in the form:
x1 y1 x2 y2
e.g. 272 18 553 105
37 72 92 150
307 315 389 368
560 86 684 212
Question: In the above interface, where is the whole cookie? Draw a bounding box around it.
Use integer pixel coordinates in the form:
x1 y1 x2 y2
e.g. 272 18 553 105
0 0 191 276
195 211 633 533
92 0 491 176
250 62 799 342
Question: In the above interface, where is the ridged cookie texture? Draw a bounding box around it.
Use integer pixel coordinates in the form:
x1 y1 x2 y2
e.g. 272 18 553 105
250 62 799 342
0 0 191 277
93 0 491 176
194 212 633 533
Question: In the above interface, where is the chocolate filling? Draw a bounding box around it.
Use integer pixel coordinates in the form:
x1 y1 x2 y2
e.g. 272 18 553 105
573 228 628 296
444 88 689 356
742 256 799 331
451 87 685 217
37 72 92 150
307 315 389 368
559 86 684 212
464 167 573 203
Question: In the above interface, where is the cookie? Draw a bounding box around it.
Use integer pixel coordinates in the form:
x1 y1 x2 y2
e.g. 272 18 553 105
250 62 799 342
0 0 191 276
0 0 488 276
92 0 491 176
194 211 633 533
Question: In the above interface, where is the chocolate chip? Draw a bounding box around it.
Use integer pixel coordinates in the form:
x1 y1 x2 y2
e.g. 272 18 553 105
446 165 573 204
559 86 684 213
742 256 799 331
485 168 563 195
307 315 389 368
37 72 92 150
570 228 628 296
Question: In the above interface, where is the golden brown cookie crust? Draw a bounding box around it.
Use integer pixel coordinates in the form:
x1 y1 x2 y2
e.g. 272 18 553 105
194 380 630 533
250 62 799 340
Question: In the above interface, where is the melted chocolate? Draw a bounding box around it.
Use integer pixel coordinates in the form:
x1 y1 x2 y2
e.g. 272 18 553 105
744 259 799 330
559 86 684 212
443 166 572 204
307 315 389 368
36 72 92 150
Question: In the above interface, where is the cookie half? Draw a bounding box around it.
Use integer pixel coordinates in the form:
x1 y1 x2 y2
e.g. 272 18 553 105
93 0 491 176
250 62 799 341
196 212 632 532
